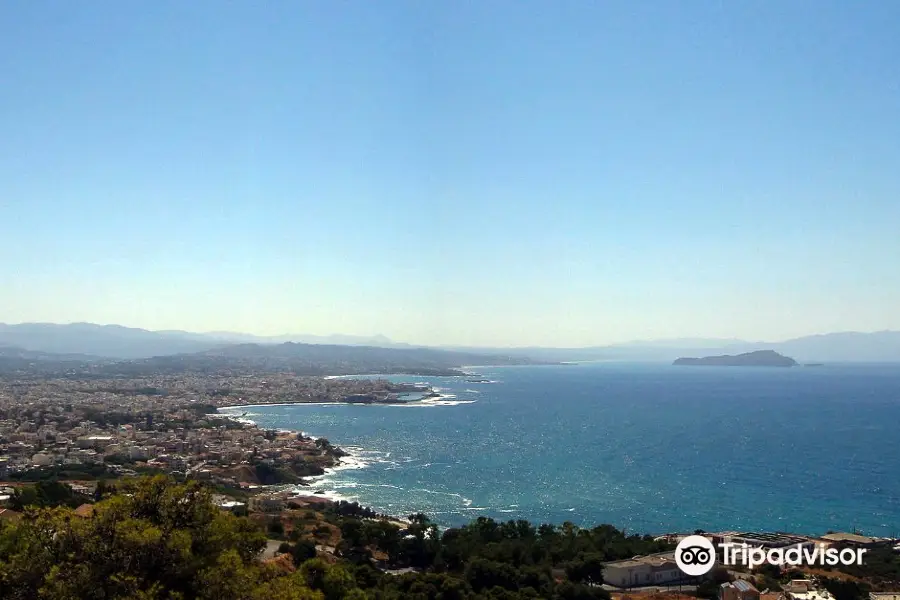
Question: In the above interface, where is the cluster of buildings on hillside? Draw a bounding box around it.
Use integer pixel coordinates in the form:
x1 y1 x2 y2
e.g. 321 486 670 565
0 373 351 485
717 580 900 600
603 530 900 592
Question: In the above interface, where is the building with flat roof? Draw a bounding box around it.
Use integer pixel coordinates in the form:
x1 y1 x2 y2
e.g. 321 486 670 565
248 494 287 513
786 580 835 600
602 551 691 588
721 580 760 600
731 532 812 548
819 533 879 547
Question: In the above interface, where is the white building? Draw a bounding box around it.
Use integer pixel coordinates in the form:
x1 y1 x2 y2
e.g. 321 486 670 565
31 453 54 466
786 580 836 600
602 551 687 588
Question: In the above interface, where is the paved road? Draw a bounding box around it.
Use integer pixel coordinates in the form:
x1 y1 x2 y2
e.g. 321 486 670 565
259 539 283 561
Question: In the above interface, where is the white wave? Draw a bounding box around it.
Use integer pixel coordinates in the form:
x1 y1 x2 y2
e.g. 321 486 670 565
218 401 345 410
220 417 257 426
386 397 476 408
356 483 404 490
301 447 388 490
410 488 472 507
304 488 357 503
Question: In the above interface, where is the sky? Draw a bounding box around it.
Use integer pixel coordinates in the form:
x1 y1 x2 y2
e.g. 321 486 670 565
2 1 899 347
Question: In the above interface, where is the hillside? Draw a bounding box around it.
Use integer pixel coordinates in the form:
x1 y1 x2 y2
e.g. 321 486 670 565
0 339 543 378
448 331 900 363
3 322 899 365
98 342 540 377
0 323 223 359
0 322 413 359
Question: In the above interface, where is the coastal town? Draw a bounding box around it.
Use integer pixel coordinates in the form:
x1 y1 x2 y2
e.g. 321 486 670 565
0 372 435 497
3 370 900 600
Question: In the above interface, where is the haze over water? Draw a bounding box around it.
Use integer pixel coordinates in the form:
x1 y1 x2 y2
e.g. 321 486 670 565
222 363 900 535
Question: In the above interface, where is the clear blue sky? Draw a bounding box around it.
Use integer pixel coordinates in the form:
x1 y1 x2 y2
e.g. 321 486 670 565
2 1 898 346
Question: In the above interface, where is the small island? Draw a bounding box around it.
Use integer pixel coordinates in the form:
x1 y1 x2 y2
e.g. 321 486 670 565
673 349 798 367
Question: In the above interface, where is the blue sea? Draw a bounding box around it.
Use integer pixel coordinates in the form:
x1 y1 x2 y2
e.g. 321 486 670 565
219 363 900 536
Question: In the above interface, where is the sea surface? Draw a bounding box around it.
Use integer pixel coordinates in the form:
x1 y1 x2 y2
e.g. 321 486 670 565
219 363 900 536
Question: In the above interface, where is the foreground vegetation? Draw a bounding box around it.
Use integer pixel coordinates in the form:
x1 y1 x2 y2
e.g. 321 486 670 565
0 476 674 599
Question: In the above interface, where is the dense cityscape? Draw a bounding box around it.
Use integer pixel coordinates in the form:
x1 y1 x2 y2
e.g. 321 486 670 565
0 373 435 484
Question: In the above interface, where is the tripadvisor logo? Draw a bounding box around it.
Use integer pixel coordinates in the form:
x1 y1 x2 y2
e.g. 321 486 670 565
675 535 717 576
674 535 868 576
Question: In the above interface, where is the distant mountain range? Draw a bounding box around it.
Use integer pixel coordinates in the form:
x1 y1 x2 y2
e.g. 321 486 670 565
0 323 222 359
446 331 900 363
1 322 899 364
0 323 418 359
0 323 540 377
92 342 538 378
185 330 413 348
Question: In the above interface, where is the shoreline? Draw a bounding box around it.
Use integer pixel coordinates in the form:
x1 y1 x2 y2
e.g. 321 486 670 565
216 393 471 524
215 391 464 412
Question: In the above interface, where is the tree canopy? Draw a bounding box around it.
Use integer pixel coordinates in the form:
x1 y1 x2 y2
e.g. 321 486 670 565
0 476 674 600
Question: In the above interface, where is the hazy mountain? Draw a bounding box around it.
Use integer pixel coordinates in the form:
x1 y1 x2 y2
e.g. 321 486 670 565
0 323 418 359
0 323 223 359
0 345 104 362
91 342 544 377
758 331 900 363
612 337 749 349
2 322 898 364
0 323 545 377
0 345 112 376
204 342 536 368
447 331 900 363
203 331 410 348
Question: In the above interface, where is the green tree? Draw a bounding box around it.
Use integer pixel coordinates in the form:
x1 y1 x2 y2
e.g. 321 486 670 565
322 565 356 600
0 476 269 600
565 553 605 585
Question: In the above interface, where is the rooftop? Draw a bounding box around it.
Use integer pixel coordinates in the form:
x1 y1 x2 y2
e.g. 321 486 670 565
790 592 834 600
604 551 679 569
820 532 876 545
735 532 811 547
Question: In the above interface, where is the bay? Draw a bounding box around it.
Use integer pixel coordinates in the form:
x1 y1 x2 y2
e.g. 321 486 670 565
220 362 900 536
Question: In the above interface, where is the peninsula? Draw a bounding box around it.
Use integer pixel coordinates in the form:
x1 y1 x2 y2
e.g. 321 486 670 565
673 349 798 367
